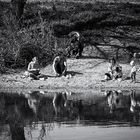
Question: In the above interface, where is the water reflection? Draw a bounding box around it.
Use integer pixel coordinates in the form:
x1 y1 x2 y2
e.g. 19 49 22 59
0 90 140 139
105 90 129 113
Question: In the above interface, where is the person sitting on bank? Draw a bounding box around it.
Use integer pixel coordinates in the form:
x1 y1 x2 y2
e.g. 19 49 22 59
27 57 41 80
53 55 67 77
104 57 122 81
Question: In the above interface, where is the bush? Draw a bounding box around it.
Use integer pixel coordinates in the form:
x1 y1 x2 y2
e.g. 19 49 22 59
52 19 73 36
0 8 59 70
0 1 140 73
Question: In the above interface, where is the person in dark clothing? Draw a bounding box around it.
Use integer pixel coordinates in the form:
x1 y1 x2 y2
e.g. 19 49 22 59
68 31 83 58
53 55 67 77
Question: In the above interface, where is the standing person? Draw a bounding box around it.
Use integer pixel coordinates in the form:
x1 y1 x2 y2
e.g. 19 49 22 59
53 55 67 77
68 31 83 58
27 57 41 80
104 57 122 81
130 60 140 83
131 52 140 64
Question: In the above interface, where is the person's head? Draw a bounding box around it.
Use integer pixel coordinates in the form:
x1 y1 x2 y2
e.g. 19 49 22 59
133 53 137 58
116 66 120 72
32 57 38 62
110 57 116 66
130 60 135 67
74 32 80 41
59 54 66 60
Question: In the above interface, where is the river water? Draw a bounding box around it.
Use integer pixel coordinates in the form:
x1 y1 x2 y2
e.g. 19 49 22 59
0 90 140 140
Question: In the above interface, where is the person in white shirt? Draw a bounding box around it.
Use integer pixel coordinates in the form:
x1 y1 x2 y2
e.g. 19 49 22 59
130 60 139 83
27 57 41 80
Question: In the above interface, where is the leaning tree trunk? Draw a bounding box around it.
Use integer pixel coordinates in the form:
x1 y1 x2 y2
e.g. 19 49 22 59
11 0 27 20
52 0 57 12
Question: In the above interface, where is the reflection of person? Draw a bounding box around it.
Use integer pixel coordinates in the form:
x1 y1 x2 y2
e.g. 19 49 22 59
130 90 140 113
105 90 123 113
53 55 67 77
27 57 41 80
130 90 140 123
53 92 67 116
105 57 122 80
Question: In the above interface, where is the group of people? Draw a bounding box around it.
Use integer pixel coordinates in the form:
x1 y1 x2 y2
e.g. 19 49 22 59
104 57 122 81
104 53 140 83
24 31 82 80
24 55 67 80
24 39 140 82
25 53 140 82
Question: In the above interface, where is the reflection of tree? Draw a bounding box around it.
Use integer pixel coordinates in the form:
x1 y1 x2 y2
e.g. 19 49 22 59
0 93 34 140
1 90 140 139
9 123 25 140
11 0 27 20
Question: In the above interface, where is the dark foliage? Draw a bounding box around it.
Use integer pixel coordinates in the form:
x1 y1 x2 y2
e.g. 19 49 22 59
0 1 140 72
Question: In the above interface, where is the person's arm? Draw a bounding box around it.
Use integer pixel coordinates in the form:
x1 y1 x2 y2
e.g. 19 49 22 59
53 57 59 74
27 62 32 71
62 61 67 75
61 58 67 75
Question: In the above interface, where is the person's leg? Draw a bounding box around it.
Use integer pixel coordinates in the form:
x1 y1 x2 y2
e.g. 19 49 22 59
29 73 38 80
133 72 136 82
37 74 46 80
78 43 83 57
130 72 134 82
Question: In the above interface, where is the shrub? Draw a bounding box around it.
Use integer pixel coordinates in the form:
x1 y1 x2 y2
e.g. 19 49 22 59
0 8 59 70
52 20 73 36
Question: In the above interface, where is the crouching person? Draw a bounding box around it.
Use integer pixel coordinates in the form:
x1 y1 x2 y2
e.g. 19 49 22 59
113 66 122 80
53 55 67 77
104 57 122 81
27 57 41 80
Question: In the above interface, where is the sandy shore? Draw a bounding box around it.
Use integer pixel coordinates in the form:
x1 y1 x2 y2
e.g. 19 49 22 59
0 58 140 93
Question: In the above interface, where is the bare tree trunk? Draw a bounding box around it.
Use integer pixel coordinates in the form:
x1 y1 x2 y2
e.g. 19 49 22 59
9 123 25 140
52 0 57 12
11 0 27 20
116 48 119 60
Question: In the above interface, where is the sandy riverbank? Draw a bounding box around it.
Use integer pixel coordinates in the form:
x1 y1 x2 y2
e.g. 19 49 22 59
0 58 140 93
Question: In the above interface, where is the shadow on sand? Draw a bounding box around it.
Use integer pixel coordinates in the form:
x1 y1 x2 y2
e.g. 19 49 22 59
67 71 83 76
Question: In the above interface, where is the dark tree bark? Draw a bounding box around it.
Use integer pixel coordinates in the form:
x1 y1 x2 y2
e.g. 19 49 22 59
9 123 25 140
11 0 27 20
52 0 57 12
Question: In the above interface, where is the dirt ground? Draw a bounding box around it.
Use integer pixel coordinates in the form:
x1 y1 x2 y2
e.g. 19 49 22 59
0 58 140 93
